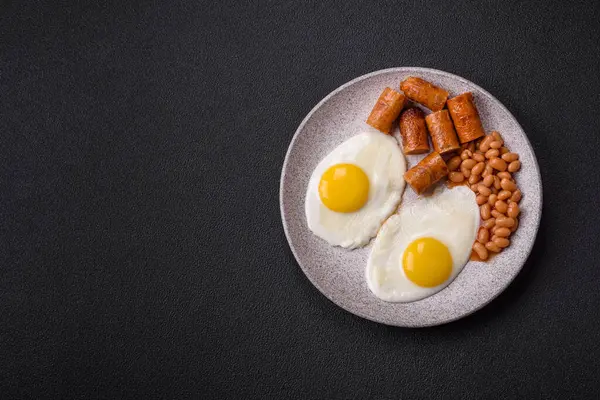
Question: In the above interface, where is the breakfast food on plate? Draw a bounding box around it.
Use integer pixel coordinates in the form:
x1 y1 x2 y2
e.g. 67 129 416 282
366 87 406 133
446 131 522 260
403 152 449 195
425 110 461 154
399 107 430 154
305 131 406 249
400 77 449 111
366 186 479 302
303 75 524 303
446 92 486 143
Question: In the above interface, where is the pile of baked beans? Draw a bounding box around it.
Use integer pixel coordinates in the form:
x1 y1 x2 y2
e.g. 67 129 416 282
445 131 522 261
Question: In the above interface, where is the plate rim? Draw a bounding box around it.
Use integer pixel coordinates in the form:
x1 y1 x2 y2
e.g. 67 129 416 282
279 67 543 327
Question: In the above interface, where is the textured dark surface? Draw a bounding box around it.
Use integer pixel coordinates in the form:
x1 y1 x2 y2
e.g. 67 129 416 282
1 0 599 399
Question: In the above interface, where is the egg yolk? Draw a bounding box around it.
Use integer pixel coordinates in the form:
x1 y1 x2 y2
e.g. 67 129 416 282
319 163 369 213
403 237 452 287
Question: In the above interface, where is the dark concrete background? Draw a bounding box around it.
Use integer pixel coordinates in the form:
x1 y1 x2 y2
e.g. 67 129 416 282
1 0 599 398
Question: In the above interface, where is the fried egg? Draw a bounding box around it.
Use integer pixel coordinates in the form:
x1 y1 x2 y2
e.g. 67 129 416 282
366 186 479 302
305 131 406 249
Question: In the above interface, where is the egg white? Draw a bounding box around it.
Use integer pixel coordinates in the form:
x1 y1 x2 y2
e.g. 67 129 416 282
305 130 406 249
366 186 479 302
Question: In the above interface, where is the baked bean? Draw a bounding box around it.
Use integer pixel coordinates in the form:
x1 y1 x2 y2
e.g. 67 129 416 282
485 241 501 253
490 141 502 149
447 156 462 171
488 193 498 206
461 149 473 160
467 141 476 153
496 216 515 228
472 162 485 176
473 152 485 162
507 202 520 218
477 184 491 196
490 225 498 235
491 186 499 195
480 203 491 220
461 165 471 178
499 147 510 155
500 178 517 191
491 209 504 219
501 152 519 162
510 189 522 203
470 184 479 192
482 175 494 187
492 131 503 144
510 218 519 232
477 227 490 244
479 136 494 152
493 176 502 190
473 242 489 260
495 227 511 237
498 190 512 200
483 218 496 229
476 195 488 205
449 171 465 183
497 171 512 180
493 237 510 248
494 200 508 214
485 149 499 159
461 159 476 170
508 160 521 172
468 174 480 185
489 157 507 171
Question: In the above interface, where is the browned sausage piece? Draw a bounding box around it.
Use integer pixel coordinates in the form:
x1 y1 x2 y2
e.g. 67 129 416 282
399 107 430 155
403 152 449 195
400 77 449 111
425 110 461 155
446 92 485 143
366 87 406 133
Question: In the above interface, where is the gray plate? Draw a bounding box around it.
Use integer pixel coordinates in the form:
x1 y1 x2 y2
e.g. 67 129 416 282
280 67 542 327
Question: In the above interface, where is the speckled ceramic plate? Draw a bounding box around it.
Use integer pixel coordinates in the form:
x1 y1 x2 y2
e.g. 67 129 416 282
280 67 542 327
